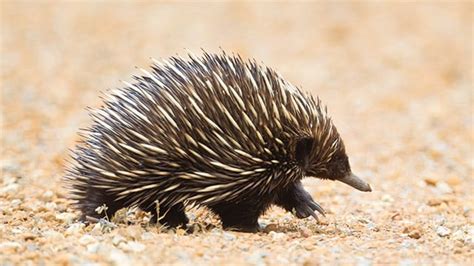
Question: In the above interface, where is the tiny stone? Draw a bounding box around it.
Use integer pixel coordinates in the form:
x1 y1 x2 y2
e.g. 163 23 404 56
65 223 85 235
356 257 372 266
0 241 22 252
42 230 64 241
424 177 438 186
112 235 127 246
119 241 145 252
436 226 451 237
79 235 96 245
381 194 394 202
451 230 465 242
408 230 421 239
0 183 19 196
269 231 287 241
434 215 446 225
55 212 76 224
22 233 36 241
299 226 312 237
302 241 315 251
400 240 413 248
42 190 54 200
263 223 279 233
11 199 22 208
141 232 156 240
446 176 461 186
108 248 132 265
45 202 57 211
436 182 453 194
86 243 101 253
427 199 442 206
223 232 236 241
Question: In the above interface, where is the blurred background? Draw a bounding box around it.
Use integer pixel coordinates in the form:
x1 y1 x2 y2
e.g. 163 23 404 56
0 1 472 265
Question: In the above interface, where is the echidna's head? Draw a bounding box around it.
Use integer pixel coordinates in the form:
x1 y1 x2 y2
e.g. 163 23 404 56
294 124 372 192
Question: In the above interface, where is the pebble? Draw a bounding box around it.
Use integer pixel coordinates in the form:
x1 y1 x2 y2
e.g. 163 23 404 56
11 199 22 208
435 182 453 194
403 224 422 239
119 241 145 252
446 176 461 186
263 223 279 233
433 215 446 226
356 257 372 266
112 235 127 246
45 202 57 211
436 226 451 237
424 177 438 186
451 230 464 242
108 248 133 265
65 223 84 235
79 235 96 245
381 194 394 202
55 212 76 224
0 241 22 252
246 250 268 266
223 232 236 241
42 230 64 241
269 231 287 241
0 183 19 196
299 226 312 237
87 242 101 253
141 232 157 240
41 190 54 200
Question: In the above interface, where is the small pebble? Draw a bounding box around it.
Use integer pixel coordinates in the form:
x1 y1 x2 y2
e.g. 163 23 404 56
381 194 394 202
42 190 54 200
112 235 126 246
0 241 22 252
223 232 236 241
11 199 22 208
451 230 465 242
65 223 85 235
263 223 279 233
269 231 287 241
436 182 453 194
87 243 101 253
299 226 312 237
45 202 57 211
436 226 451 237
79 235 96 245
119 241 145 252
55 212 76 224
424 177 438 186
0 183 19 196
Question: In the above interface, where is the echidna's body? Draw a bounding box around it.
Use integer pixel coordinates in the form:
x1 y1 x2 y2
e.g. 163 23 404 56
66 52 371 232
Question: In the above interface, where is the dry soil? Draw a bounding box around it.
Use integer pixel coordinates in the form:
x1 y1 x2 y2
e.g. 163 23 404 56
1 2 473 265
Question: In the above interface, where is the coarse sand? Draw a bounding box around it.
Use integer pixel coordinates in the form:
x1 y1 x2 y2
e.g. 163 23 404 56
1 2 473 265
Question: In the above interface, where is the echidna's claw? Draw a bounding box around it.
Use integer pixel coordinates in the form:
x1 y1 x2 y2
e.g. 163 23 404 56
308 200 326 217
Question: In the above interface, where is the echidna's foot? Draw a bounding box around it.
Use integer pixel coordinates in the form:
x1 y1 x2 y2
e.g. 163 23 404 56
144 203 188 228
209 203 263 233
275 180 325 221
292 195 325 221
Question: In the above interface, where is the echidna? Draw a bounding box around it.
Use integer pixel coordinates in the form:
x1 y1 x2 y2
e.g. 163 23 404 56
66 51 371 232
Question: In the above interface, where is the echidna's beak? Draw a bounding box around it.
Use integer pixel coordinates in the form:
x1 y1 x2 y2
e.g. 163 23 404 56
338 173 372 192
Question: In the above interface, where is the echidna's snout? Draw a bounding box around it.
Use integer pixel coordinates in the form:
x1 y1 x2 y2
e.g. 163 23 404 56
338 173 372 192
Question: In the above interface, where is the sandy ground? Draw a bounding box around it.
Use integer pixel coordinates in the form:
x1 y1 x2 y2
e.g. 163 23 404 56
1 1 473 265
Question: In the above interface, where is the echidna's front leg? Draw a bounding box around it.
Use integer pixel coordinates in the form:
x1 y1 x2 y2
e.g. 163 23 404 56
275 180 325 221
209 203 262 232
